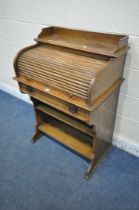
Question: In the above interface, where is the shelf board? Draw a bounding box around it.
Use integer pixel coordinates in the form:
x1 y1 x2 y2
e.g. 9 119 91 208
38 122 93 159
36 104 94 137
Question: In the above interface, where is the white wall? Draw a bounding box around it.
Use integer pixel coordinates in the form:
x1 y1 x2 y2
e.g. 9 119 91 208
0 0 139 154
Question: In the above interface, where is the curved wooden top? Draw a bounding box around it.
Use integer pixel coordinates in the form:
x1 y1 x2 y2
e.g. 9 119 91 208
15 44 108 101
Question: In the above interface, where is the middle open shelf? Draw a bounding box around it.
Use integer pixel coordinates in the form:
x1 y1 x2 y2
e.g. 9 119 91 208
34 102 94 159
36 104 94 137
38 118 93 159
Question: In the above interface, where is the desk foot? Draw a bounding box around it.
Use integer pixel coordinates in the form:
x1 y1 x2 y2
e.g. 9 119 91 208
32 129 42 143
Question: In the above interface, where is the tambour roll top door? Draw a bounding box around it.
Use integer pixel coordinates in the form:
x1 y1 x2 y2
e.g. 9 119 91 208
16 44 106 100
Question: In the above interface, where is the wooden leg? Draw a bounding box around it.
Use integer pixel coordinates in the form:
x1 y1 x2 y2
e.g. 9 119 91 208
84 128 96 179
84 130 111 180
84 154 95 180
30 97 43 143
32 127 42 143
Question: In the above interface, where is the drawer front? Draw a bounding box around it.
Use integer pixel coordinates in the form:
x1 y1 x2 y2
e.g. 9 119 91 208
21 84 89 123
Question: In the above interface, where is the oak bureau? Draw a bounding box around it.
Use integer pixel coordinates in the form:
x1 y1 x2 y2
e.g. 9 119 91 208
13 26 128 179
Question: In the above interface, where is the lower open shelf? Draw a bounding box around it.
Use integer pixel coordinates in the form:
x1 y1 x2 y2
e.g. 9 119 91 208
38 119 94 159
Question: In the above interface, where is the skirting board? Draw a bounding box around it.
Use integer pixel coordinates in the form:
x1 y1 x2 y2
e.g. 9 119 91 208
113 133 139 158
0 81 139 158
0 81 31 104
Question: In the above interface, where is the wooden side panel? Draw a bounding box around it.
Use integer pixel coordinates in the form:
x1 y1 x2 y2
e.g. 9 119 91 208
84 87 120 178
89 88 120 143
90 54 126 104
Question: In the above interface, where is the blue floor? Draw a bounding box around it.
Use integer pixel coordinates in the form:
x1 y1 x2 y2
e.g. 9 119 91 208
0 90 139 210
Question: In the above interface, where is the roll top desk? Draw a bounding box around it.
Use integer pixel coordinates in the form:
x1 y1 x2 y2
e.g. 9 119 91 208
13 26 128 179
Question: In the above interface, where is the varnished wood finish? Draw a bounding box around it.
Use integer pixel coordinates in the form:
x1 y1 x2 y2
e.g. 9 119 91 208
20 83 89 122
13 26 128 179
16 44 107 100
84 88 120 179
36 26 128 57
38 120 93 159
36 104 95 137
13 76 123 112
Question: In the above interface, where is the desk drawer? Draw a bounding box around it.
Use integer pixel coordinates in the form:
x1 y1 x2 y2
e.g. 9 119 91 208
21 84 89 123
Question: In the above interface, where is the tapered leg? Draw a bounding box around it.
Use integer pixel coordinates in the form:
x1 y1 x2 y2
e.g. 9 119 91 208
84 128 96 179
84 154 95 180
84 130 111 180
32 127 42 143
30 97 43 143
